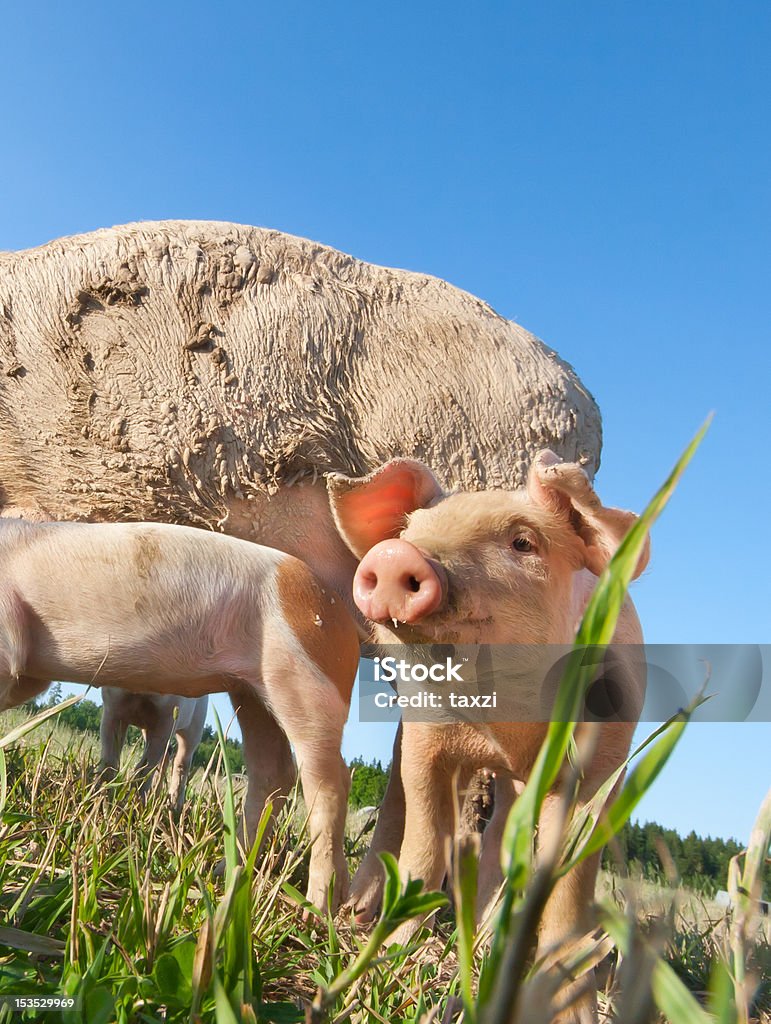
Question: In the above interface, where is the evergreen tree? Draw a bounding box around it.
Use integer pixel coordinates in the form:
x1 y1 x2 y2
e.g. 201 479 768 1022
602 820 765 898
349 757 390 808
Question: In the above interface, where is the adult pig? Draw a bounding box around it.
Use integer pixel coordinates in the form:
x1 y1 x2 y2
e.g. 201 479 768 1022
0 220 603 885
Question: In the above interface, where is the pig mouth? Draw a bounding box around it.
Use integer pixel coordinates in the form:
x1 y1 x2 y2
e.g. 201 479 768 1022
371 620 452 645
368 601 488 647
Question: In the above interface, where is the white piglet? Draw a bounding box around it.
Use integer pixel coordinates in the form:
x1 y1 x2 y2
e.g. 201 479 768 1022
0 519 358 909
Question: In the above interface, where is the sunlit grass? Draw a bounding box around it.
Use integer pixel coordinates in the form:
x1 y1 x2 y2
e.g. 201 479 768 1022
0 701 768 1023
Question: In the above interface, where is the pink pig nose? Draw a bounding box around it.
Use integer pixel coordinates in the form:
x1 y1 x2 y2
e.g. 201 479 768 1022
353 539 446 624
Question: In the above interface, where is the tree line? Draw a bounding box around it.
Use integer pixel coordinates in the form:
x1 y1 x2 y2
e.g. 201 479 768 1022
602 819 764 898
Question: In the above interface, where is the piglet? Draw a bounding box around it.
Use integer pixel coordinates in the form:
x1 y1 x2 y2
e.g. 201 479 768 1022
327 450 649 1024
0 519 358 909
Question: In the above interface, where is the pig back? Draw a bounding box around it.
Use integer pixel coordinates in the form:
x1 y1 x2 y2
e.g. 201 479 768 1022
0 221 601 526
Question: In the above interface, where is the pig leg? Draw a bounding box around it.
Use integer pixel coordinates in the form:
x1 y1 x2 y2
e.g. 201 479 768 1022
169 698 207 813
349 725 465 922
476 772 518 929
293 737 351 912
0 675 50 713
347 722 406 921
136 712 175 801
167 731 193 814
397 728 454 893
0 588 42 711
98 704 129 781
252 660 351 912
535 724 633 1023
231 688 297 847
388 725 455 945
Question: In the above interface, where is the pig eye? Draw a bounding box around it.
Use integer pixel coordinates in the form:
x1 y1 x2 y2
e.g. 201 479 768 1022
512 536 534 554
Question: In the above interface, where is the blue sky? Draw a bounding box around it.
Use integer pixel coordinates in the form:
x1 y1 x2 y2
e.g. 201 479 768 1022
1 2 769 844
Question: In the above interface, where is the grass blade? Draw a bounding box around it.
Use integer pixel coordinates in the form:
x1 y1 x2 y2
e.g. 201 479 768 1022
0 694 85 750
453 833 480 1023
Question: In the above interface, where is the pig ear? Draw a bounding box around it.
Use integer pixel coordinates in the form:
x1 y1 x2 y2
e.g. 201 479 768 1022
527 450 650 579
326 459 444 559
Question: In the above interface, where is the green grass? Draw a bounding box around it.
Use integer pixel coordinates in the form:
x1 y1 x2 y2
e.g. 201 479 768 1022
0 421 769 1023
0 718 767 1024
0 719 458 1024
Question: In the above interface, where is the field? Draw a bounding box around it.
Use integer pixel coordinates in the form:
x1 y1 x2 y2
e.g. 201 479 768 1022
0 705 768 1024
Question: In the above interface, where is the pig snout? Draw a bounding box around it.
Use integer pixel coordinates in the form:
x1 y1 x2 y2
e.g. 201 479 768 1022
353 539 446 624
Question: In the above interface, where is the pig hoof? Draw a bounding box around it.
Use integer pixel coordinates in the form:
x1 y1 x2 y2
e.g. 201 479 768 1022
345 883 382 923
351 904 378 926
305 877 346 918
347 862 386 920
